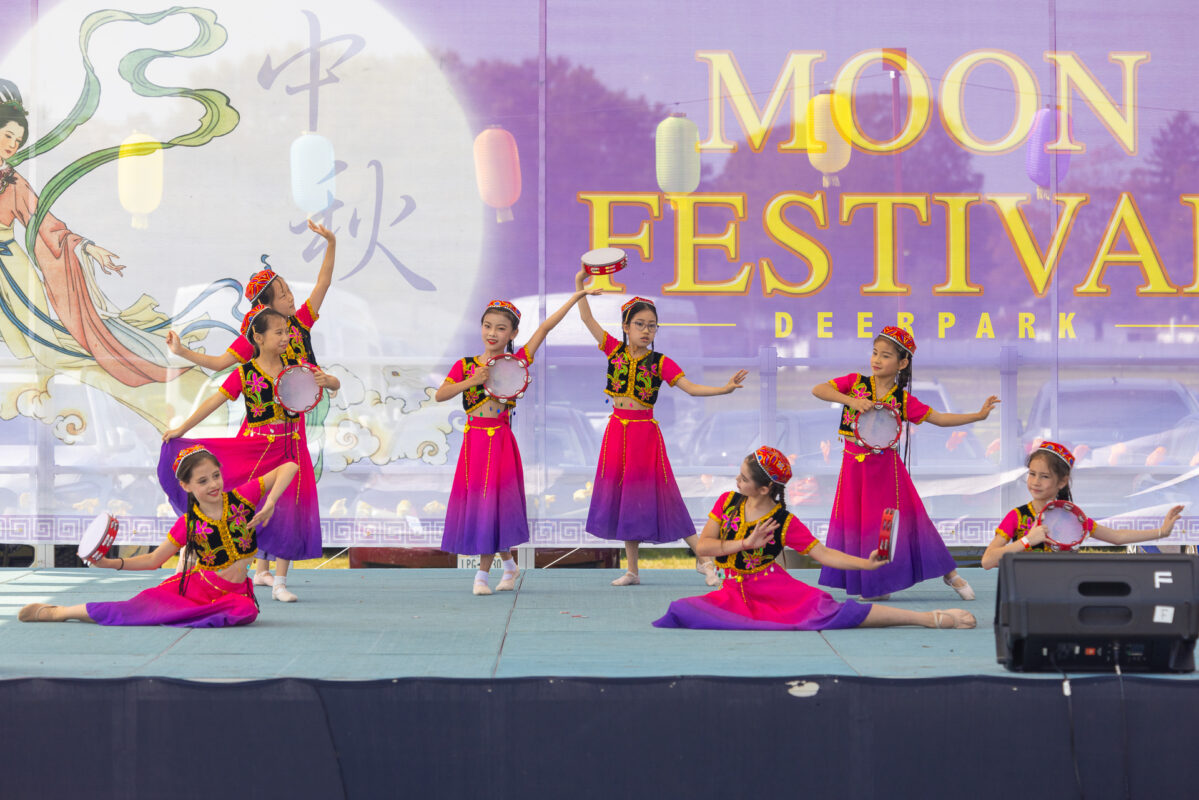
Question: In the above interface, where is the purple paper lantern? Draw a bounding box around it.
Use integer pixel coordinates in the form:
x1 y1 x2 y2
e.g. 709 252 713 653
1025 106 1072 199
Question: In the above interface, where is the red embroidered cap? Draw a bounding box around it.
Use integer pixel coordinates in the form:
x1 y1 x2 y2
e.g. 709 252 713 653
240 304 271 336
1035 440 1075 469
173 444 212 478
754 446 792 485
621 296 655 315
244 255 278 301
486 299 521 322
879 325 916 355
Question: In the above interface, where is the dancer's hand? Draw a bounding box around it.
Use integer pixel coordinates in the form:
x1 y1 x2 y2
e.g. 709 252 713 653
307 218 335 243
723 370 749 394
742 517 779 550
1160 505 1185 538
162 427 184 442
575 269 587 291
848 396 875 414
865 550 886 569
1026 524 1048 547
313 368 335 389
976 395 1000 420
84 243 125 276
165 330 186 356
248 500 277 530
468 366 490 387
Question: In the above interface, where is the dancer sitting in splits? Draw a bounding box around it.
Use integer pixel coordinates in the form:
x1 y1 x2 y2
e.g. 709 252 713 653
167 219 337 583
19 447 298 627
813 326 998 601
436 280 598 595
653 447 976 630
162 307 338 602
981 440 1184 568
574 270 748 587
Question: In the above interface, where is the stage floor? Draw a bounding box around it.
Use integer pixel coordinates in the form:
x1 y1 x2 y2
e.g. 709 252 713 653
2 567 1194 681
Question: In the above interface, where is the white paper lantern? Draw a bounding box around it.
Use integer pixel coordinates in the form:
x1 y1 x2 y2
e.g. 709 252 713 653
655 112 701 194
290 132 337 215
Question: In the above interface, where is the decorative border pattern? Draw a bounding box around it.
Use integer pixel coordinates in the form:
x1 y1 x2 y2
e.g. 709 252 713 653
3 515 1198 548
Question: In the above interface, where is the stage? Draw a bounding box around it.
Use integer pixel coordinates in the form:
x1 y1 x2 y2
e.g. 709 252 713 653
3 567 1199 799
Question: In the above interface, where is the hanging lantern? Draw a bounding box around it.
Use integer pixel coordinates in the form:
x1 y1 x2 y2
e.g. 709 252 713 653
655 112 700 194
1025 105 1071 200
117 132 163 229
290 132 337 215
474 125 521 223
807 90 852 187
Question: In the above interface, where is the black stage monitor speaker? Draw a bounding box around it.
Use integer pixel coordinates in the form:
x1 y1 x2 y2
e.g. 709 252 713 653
995 553 1198 672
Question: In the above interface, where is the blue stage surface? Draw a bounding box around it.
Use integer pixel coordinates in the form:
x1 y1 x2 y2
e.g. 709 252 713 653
2 566 1193 681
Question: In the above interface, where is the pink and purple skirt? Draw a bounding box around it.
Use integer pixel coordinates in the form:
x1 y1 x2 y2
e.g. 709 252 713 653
586 408 695 544
818 445 956 596
441 417 529 555
654 564 871 630
158 421 322 562
86 571 258 628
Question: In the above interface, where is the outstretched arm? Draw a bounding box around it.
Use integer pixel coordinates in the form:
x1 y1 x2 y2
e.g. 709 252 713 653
304 220 337 315
162 392 227 441
94 538 180 571
675 371 749 398
248 462 302 529
574 270 608 346
925 396 999 427
807 541 885 571
1091 505 1185 545
166 331 239 371
522 282 602 358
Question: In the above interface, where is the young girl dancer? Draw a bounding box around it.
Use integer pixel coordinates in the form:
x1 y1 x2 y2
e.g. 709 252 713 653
19 448 298 627
161 307 339 602
981 441 1184 568
436 281 597 595
167 220 337 584
813 326 998 600
574 271 748 587
654 447 976 630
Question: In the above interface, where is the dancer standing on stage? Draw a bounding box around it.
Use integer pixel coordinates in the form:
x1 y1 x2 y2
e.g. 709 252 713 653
574 271 748 587
980 440 1184 568
813 326 997 600
161 307 338 602
19 448 298 627
167 223 335 588
436 280 598 595
654 447 976 630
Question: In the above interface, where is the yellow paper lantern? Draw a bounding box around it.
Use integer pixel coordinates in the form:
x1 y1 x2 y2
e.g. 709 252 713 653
655 112 701 194
807 90 852 187
117 132 163 229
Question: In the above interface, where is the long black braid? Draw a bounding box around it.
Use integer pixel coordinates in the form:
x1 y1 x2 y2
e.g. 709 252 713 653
876 335 915 469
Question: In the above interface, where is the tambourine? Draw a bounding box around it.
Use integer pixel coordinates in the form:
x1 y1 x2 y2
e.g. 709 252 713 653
275 363 324 415
78 514 119 565
1036 499 1089 551
484 353 531 401
854 403 903 453
581 247 628 276
878 507 900 562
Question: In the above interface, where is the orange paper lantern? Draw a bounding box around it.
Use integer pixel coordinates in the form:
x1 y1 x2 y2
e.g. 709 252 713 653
474 125 521 222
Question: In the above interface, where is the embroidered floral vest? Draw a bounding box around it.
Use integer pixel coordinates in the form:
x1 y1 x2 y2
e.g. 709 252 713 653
186 488 259 570
605 346 669 406
284 314 316 365
1007 503 1049 552
241 357 302 427
458 356 517 415
836 374 908 439
712 492 791 574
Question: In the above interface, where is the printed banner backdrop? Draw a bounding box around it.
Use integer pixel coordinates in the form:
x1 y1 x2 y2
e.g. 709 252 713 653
0 0 1195 550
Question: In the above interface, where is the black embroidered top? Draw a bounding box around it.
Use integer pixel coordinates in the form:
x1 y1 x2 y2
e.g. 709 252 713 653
220 356 303 427
443 345 534 415
600 333 684 406
709 491 817 574
827 373 933 440
167 479 264 571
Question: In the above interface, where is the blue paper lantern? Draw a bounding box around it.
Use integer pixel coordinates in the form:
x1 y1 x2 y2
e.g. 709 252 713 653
290 133 336 214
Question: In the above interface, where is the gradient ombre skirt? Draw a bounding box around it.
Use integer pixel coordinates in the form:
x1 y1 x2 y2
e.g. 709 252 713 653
818 444 956 596
654 564 871 630
441 417 529 555
586 408 695 544
158 422 323 562
86 571 258 628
